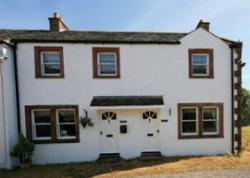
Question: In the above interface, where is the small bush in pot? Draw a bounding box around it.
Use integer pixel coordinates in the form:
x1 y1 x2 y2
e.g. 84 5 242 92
10 134 34 168
80 109 94 128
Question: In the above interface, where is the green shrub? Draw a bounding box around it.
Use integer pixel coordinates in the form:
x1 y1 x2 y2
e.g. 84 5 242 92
241 88 250 126
10 134 34 163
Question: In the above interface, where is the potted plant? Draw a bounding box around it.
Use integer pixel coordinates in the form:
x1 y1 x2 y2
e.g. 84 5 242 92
80 109 94 128
10 134 34 168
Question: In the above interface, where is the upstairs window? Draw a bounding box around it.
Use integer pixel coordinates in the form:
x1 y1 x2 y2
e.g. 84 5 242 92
189 49 214 78
34 47 64 78
93 47 120 78
98 53 117 76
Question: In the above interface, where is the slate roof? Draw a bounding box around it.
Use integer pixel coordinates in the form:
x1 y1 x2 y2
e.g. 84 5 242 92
0 29 187 44
90 96 164 106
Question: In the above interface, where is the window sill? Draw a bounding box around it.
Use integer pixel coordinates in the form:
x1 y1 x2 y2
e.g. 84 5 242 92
189 75 214 79
179 134 224 139
93 75 120 79
32 138 79 144
35 75 64 79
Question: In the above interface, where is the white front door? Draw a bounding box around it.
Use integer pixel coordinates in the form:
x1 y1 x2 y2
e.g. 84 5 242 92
141 111 160 152
100 112 118 153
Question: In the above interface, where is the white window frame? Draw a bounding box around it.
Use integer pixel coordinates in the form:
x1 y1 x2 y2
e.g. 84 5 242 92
202 106 219 135
181 107 199 136
40 51 61 76
191 53 209 76
32 109 52 140
97 52 117 76
56 109 77 140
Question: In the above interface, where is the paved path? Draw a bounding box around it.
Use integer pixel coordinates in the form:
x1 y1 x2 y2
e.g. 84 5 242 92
136 167 250 178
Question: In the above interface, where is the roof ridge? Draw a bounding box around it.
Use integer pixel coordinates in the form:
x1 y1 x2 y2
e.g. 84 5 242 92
0 29 187 34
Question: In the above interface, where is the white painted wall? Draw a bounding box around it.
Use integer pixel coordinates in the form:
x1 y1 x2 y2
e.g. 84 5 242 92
0 45 7 167
15 28 233 164
0 45 18 169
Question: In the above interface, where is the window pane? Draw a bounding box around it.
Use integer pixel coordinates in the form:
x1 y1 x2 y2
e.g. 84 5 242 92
59 125 76 136
111 113 116 120
58 111 75 123
203 121 217 133
192 55 207 65
43 53 60 63
203 108 217 120
44 64 60 74
34 111 50 123
192 66 207 74
182 108 196 121
100 64 116 74
182 122 196 133
102 113 107 120
36 125 51 137
99 54 115 63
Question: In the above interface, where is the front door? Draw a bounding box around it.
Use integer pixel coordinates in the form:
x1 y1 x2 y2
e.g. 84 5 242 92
100 112 118 153
141 111 160 151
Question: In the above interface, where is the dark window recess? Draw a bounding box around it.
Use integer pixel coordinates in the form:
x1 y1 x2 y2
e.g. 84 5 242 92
161 120 168 122
120 125 127 134
143 113 148 119
102 114 107 120
142 111 157 119
59 125 76 137
35 125 51 137
102 112 116 120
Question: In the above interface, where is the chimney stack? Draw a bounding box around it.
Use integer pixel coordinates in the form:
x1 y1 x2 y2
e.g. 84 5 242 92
196 20 210 31
48 13 69 32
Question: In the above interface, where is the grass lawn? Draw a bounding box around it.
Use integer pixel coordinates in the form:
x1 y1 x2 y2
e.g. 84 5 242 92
1 126 250 178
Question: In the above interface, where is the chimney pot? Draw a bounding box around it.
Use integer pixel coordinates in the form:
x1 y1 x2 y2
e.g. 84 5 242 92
53 13 60 18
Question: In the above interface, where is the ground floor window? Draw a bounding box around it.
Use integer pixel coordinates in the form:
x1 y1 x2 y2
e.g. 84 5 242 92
178 103 223 139
25 105 79 143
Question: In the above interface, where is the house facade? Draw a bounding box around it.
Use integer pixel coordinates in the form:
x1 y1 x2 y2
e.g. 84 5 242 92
0 13 243 169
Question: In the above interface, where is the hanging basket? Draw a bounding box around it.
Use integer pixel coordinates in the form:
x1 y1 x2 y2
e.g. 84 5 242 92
80 116 94 128
80 109 94 128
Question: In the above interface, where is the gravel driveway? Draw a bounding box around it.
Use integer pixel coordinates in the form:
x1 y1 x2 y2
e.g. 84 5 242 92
135 167 250 178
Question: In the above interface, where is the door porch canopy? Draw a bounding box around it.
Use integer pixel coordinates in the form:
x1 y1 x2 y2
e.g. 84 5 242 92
90 96 164 109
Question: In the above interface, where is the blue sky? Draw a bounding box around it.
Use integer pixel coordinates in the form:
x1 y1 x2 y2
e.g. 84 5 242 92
1 0 250 89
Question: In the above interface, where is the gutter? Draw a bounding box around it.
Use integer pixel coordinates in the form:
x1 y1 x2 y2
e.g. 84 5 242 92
0 40 14 48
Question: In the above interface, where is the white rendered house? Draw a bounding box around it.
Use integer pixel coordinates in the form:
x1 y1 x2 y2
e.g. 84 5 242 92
0 13 243 169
